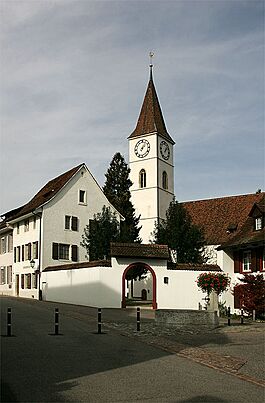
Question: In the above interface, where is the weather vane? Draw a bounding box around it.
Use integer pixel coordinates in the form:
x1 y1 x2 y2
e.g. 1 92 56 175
149 51 154 67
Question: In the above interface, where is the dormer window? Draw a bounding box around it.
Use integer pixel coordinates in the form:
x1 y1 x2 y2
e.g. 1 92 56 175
255 217 262 231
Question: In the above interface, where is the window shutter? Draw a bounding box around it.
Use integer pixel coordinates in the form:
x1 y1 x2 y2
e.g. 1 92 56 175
22 245 24 261
234 251 240 273
35 241 39 259
71 216 78 231
28 243 31 260
14 247 16 263
71 245 78 262
251 249 257 272
21 274 24 289
52 243 59 260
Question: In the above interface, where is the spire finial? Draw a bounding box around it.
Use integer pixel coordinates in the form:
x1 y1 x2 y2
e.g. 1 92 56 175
149 51 154 80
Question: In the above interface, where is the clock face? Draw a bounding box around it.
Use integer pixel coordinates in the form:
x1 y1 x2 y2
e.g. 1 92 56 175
160 141 170 160
134 139 150 158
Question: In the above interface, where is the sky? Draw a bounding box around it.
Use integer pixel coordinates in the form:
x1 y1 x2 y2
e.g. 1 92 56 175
1 0 264 214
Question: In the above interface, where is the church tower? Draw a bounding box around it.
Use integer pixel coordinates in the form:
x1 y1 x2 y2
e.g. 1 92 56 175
128 61 175 242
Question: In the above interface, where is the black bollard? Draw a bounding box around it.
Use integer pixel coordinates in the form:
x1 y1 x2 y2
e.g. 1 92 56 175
54 308 59 335
137 307 140 332
240 309 244 325
227 306 231 326
7 308 12 337
98 308 102 334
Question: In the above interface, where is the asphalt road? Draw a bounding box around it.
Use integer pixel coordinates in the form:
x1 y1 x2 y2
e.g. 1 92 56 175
1 297 264 402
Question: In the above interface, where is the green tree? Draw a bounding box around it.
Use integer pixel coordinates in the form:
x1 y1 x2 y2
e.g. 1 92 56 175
81 206 120 261
103 152 141 243
153 198 206 263
233 274 265 318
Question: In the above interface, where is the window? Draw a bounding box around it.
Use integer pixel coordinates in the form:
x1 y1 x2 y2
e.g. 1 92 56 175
243 251 251 272
59 244 69 260
0 267 6 284
0 237 6 254
71 245 78 262
17 222 20 234
26 274 31 289
32 242 38 259
32 273 37 289
65 216 78 231
139 169 146 188
164 277 169 284
24 243 31 260
24 219 29 232
8 234 13 252
255 217 262 231
7 266 12 284
79 190 86 204
162 171 168 190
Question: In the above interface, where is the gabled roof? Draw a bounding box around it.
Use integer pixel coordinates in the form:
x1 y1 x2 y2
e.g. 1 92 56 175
128 70 175 144
110 242 170 259
219 194 265 249
182 192 264 245
4 164 83 222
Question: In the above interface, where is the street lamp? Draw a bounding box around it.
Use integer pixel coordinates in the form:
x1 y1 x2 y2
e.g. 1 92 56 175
30 259 35 269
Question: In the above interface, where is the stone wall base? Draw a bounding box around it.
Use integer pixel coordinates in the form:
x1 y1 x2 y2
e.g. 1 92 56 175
155 309 219 329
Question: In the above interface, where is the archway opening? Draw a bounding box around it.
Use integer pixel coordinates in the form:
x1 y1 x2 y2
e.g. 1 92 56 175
121 262 157 309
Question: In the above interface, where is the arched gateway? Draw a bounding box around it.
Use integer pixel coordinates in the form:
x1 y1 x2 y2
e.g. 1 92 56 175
121 262 157 309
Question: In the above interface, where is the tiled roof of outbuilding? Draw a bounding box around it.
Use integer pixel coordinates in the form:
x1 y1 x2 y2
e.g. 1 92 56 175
110 242 170 259
167 263 222 272
43 260 111 272
128 74 174 144
182 192 264 245
4 164 83 221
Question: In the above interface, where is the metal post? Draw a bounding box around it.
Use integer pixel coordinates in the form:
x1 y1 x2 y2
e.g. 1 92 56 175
98 308 102 334
137 307 140 332
227 306 231 326
253 309 256 321
240 309 244 325
7 308 12 337
54 308 59 335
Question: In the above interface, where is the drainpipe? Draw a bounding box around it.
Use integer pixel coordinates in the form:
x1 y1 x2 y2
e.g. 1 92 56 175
32 210 42 300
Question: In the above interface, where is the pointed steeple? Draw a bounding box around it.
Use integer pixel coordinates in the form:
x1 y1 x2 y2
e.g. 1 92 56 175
129 64 175 144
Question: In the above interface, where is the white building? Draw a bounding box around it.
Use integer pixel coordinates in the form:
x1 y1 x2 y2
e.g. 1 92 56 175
0 163 123 299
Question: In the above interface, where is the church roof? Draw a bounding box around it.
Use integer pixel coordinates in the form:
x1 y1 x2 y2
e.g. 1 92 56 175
2 164 84 222
182 192 264 245
128 69 175 144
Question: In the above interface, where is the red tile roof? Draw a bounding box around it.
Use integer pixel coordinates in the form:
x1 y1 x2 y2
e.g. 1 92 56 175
128 75 175 144
220 194 265 249
110 242 170 259
168 263 222 272
4 164 83 221
43 260 111 272
182 192 264 245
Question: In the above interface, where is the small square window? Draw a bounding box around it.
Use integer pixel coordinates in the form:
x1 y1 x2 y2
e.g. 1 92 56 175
79 190 86 204
164 277 169 284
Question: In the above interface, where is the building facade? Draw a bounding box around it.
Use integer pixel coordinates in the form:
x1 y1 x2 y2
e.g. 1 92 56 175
0 163 122 299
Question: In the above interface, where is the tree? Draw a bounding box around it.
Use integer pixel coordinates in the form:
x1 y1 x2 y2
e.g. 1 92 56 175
233 274 265 318
153 198 206 263
103 152 141 243
80 206 120 261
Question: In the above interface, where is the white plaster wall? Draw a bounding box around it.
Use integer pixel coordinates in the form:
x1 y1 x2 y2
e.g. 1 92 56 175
217 249 235 310
0 230 13 295
131 272 153 299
